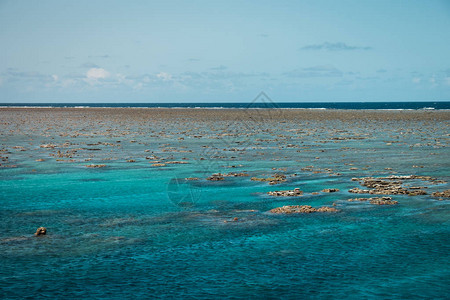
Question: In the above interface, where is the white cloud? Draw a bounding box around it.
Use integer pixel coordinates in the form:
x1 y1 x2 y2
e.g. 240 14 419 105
86 68 109 80
412 77 421 84
116 73 133 84
156 72 172 81
52 74 58 81
445 77 450 86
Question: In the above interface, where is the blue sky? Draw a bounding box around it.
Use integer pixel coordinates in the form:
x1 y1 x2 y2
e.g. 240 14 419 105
0 0 449 102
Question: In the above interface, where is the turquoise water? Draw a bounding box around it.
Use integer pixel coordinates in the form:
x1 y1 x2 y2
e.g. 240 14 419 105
1 109 449 298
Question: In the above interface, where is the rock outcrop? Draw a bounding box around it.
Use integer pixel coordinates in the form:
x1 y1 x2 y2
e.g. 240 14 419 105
269 205 338 214
207 173 224 181
322 188 340 193
348 196 398 205
251 174 286 185
431 190 450 198
349 175 430 196
267 188 303 197
151 163 166 167
224 172 249 177
34 227 47 236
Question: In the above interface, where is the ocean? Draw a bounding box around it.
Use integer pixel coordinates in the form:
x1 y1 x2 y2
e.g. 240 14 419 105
0 107 449 299
1 101 449 110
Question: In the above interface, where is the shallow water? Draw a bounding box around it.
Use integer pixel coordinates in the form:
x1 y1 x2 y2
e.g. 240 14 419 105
1 109 449 298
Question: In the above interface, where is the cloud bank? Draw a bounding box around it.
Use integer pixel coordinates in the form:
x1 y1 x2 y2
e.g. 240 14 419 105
86 68 110 80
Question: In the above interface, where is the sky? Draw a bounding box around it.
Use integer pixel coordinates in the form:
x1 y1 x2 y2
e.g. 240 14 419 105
0 0 449 103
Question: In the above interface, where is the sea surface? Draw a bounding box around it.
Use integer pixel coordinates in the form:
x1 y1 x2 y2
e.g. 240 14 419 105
1 101 449 110
0 108 449 299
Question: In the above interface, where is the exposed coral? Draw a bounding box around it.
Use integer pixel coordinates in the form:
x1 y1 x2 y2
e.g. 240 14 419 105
267 188 303 197
269 205 338 214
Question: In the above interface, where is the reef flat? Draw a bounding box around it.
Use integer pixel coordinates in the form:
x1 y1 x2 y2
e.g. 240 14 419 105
0 107 449 298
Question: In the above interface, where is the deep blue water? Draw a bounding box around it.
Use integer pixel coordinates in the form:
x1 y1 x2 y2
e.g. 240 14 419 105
0 108 449 299
1 101 449 110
